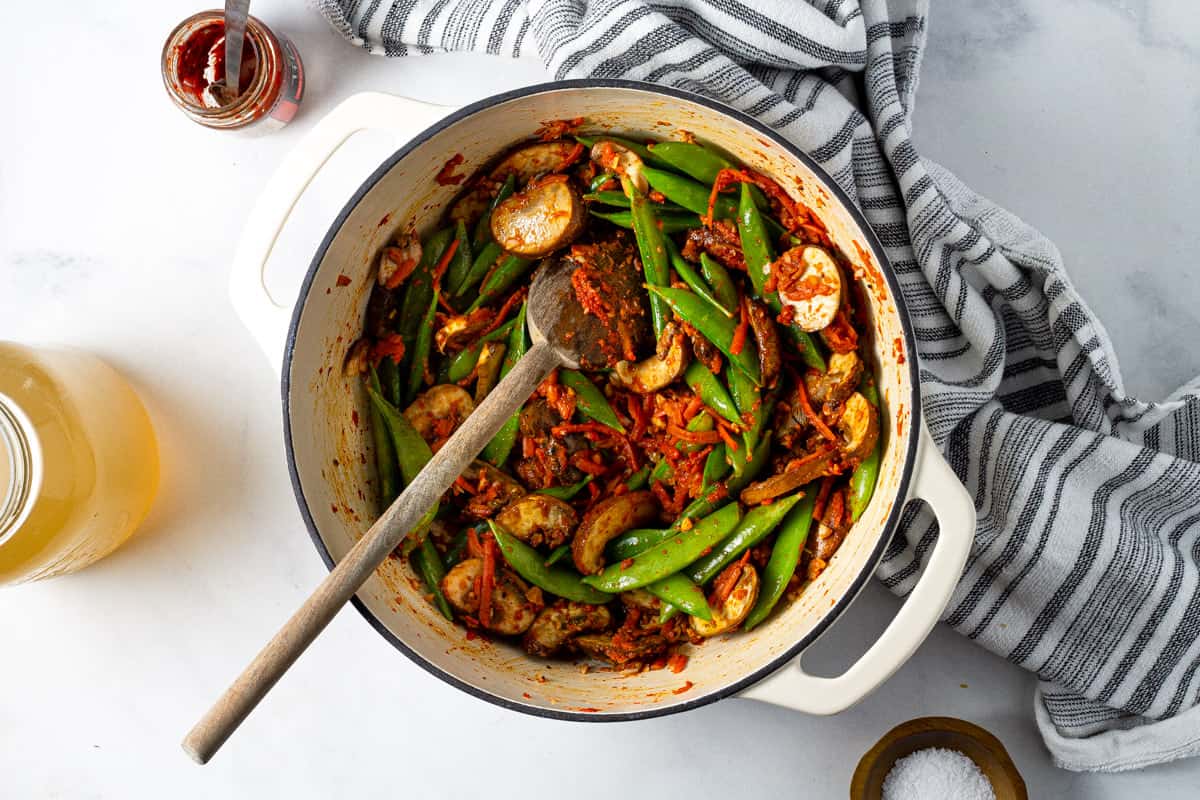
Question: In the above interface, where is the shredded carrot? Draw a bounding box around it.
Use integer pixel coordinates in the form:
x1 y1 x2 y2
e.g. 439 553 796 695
467 528 484 559
730 295 750 356
794 375 837 443
383 257 419 290
430 239 460 287
666 653 688 674
558 141 586 170
716 423 740 453
371 334 407 365
812 476 836 521
552 422 617 437
712 551 751 606
683 394 703 420
478 535 497 628
666 423 722 444
478 288 527 337
453 476 476 495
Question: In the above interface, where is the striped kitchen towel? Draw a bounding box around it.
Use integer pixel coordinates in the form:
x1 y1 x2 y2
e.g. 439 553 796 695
316 0 1200 772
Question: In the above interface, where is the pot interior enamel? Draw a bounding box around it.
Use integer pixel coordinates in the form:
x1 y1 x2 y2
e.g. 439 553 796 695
285 83 918 719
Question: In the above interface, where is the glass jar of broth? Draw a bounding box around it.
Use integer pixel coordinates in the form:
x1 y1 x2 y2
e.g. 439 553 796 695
0 343 159 585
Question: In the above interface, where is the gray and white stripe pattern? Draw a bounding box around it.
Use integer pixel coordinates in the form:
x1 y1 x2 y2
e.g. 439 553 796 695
316 0 1200 772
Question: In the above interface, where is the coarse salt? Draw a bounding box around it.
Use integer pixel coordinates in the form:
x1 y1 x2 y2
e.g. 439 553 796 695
881 747 996 800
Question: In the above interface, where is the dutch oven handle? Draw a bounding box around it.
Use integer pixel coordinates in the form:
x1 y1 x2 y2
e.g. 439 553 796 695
229 92 454 374
740 424 975 714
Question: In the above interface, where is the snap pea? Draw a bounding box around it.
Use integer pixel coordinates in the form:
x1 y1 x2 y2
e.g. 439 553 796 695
574 134 675 170
367 366 400 508
588 208 702 234
667 238 732 318
406 288 439 403
683 362 740 426
646 572 711 621
365 385 433 483
589 171 617 191
544 543 571 567
481 302 527 465
606 528 669 562
849 379 881 521
647 286 761 386
444 220 475 298
468 254 532 311
444 528 469 568
378 357 402 408
444 318 519 383
646 141 732 184
699 253 739 316
648 457 673 486
659 492 803 622
726 363 762 458
415 536 454 620
585 190 686 213
455 241 502 300
702 443 730 486
744 489 818 630
582 503 742 593
625 465 651 491
737 182 774 298
489 521 612 603
642 165 738 219
538 475 593 501
472 172 517 249
624 177 671 338
786 325 827 372
560 369 625 432
399 227 453 343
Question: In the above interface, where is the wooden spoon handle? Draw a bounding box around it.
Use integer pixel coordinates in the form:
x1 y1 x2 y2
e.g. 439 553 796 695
182 341 561 764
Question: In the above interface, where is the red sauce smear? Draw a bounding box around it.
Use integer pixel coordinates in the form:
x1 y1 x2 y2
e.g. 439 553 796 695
435 154 466 186
175 20 257 105
336 274 352 287
672 681 695 695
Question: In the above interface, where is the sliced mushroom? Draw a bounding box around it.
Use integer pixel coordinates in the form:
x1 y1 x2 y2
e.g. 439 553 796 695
612 324 689 394
590 141 647 194
745 298 781 388
812 491 850 561
403 385 476 448
440 559 540 635
491 174 585 258
343 337 371 377
378 235 421 288
620 589 661 614
572 632 669 665
435 309 494 354
523 600 612 657
449 141 581 225
772 245 843 332
837 391 879 462
804 351 863 408
682 321 723 373
691 565 760 637
461 460 526 519
572 490 661 575
474 341 506 403
495 494 579 549
682 221 745 272
514 398 584 487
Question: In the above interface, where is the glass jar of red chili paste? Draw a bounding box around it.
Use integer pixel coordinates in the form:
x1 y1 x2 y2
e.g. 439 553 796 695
162 10 304 132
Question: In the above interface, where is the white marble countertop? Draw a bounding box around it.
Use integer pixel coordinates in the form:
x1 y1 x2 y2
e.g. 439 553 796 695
2 1 1198 797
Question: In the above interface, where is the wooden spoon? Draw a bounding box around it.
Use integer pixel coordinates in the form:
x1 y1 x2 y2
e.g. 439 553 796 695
183 255 593 764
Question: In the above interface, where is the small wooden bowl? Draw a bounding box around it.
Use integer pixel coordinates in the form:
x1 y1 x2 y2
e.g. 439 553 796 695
851 716 1028 800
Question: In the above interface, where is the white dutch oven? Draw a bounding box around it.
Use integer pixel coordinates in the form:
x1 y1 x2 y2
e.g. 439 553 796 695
230 83 974 720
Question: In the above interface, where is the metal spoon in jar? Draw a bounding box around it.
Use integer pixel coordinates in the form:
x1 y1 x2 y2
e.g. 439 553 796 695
182 245 644 764
218 0 251 104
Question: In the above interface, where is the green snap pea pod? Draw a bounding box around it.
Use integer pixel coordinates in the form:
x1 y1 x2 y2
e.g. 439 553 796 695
606 528 671 562
560 369 625 432
544 543 572 567
642 166 738 218
365 384 440 554
415 536 454 620
582 504 742 593
659 492 804 622
702 443 730 487
648 458 673 486
481 302 527 465
588 208 703 234
574 134 675 170
490 521 612 603
849 379 881 521
444 220 475 298
589 171 617 191
625 465 651 491
538 474 593 501
744 489 818 630
406 288 439 403
674 431 773 523
584 191 686 213
399 227 453 343
646 572 711 621
785 325 827 372
623 177 671 338
367 366 400 508
471 172 517 249
646 141 731 184
737 182 774 297
698 253 739 316
455 241 502 300
378 357 402 408
443 318 519 383
666 238 732 318
444 528 469 568
726 363 762 458
684 362 740 426
648 286 761 386
468 254 533 311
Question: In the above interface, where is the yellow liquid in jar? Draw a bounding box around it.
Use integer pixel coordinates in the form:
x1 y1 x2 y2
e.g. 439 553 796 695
0 343 159 584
